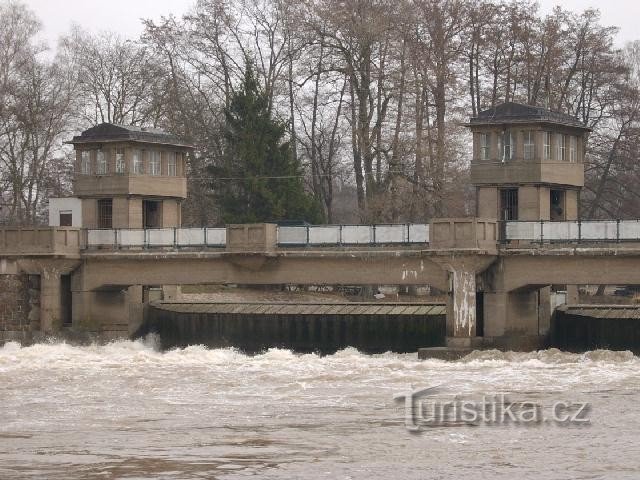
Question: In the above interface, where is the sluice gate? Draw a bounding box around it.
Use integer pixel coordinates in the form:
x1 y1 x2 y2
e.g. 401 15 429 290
140 302 446 353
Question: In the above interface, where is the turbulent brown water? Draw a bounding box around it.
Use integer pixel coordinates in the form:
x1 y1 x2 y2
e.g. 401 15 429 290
1 338 639 479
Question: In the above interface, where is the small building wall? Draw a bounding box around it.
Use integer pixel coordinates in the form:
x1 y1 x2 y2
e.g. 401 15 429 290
49 198 83 227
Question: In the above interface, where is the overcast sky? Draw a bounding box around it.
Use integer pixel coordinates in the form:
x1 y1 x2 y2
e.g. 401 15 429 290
23 0 640 51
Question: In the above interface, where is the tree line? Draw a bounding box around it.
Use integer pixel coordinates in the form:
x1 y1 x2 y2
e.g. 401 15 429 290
1 0 640 226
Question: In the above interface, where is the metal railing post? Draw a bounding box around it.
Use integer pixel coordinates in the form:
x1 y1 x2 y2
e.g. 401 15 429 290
372 225 376 245
540 220 544 245
578 219 582 243
204 227 208 246
173 227 178 248
616 219 621 243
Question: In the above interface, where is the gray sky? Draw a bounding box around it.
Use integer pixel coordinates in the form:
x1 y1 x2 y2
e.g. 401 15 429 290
23 0 640 50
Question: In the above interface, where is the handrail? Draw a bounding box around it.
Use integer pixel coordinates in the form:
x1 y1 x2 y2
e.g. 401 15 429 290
503 219 640 243
84 223 431 249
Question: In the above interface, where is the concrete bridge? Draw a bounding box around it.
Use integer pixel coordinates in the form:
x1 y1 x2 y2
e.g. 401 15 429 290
3 218 640 350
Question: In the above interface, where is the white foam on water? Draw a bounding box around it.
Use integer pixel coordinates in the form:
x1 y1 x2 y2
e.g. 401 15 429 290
1 340 640 479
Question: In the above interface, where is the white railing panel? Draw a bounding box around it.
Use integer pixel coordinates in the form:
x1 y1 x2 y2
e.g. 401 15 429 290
147 228 174 246
177 228 206 246
118 229 145 247
375 225 406 243
87 229 116 246
278 226 308 245
341 225 372 244
308 226 341 245
619 220 640 240
408 224 429 243
505 222 541 240
581 221 617 240
542 222 579 240
205 228 226 246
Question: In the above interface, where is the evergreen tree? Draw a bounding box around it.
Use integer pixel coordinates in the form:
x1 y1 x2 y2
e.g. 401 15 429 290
212 63 323 224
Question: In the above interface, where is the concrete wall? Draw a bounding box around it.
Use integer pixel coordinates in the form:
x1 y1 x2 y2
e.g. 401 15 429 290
112 197 129 229
49 198 83 227
75 175 187 199
129 198 143 228
0 274 39 337
518 186 551 221
82 199 97 229
565 189 579 220
477 187 498 218
471 161 584 187
161 199 181 228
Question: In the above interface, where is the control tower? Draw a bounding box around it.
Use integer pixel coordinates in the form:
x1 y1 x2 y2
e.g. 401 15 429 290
62 124 193 229
465 102 591 222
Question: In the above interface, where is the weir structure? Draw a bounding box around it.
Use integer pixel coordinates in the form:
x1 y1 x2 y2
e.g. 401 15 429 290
1 104 639 352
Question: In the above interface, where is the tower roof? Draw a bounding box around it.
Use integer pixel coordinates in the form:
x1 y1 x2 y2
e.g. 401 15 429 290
67 123 194 148
466 102 591 131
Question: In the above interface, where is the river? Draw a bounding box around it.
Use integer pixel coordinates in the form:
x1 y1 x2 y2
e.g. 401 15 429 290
1 338 639 479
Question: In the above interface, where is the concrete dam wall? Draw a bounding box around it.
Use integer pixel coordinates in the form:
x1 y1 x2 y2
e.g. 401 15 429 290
140 302 446 353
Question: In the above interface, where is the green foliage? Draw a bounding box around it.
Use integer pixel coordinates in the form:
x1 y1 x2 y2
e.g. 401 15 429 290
211 63 323 224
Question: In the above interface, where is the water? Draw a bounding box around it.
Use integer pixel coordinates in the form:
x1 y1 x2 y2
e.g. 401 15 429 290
1 339 639 479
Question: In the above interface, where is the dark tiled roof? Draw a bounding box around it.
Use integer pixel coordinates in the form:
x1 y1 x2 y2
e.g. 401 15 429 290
67 123 194 148
468 102 590 130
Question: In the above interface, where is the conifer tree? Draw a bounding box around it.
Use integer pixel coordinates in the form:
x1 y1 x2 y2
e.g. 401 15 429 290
212 63 323 224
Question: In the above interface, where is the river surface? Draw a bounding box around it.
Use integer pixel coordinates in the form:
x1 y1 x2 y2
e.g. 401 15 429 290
1 338 639 479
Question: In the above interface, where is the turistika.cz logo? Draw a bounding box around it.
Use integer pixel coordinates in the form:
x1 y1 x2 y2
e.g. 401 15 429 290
394 386 591 432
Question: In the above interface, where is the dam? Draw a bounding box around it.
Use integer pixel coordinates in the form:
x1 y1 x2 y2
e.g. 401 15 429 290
2 103 640 352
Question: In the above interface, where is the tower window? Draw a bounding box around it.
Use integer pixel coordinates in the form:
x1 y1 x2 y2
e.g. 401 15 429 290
500 188 518 221
523 131 535 160
569 136 577 163
557 134 566 161
132 150 144 174
543 132 552 160
499 130 513 162
480 133 490 161
96 150 107 174
81 151 91 174
168 152 177 176
115 148 126 174
150 151 161 176
97 199 113 229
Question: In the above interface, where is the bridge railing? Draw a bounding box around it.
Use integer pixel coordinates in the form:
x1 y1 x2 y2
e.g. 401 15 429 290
277 224 429 246
86 227 227 248
85 224 430 249
504 220 640 242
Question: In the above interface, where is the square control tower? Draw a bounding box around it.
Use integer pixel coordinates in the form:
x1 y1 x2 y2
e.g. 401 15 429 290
67 124 194 229
465 102 591 221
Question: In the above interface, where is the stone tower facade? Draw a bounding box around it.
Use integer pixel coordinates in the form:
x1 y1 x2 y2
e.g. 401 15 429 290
67 124 193 229
466 102 591 222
